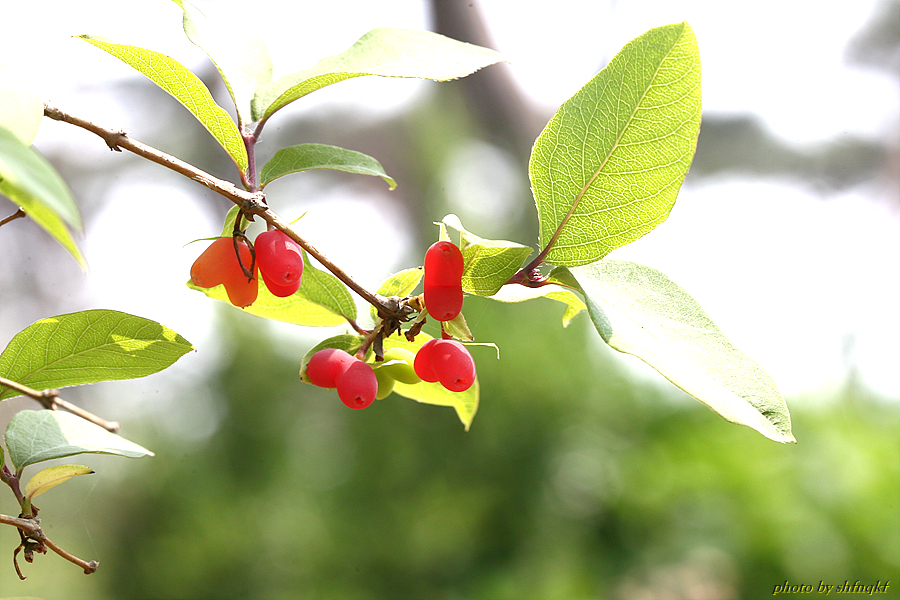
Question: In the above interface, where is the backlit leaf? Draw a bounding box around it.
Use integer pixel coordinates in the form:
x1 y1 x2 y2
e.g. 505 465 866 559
77 35 248 172
563 260 794 443
0 126 85 269
0 310 193 401
260 143 395 189
252 27 504 122
531 22 701 266
23 464 93 503
0 62 44 144
5 410 153 471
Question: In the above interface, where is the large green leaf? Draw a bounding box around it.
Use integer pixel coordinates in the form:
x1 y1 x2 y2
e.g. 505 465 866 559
252 27 504 122
530 22 701 266
442 214 533 296
0 126 86 269
172 0 272 124
187 249 356 326
260 143 396 190
562 260 794 443
5 410 152 472
0 310 194 401
77 35 248 172
0 62 44 144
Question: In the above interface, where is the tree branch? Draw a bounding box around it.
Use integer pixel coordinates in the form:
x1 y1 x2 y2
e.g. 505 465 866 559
42 102 412 324
0 208 27 228
1 514 99 575
0 376 120 433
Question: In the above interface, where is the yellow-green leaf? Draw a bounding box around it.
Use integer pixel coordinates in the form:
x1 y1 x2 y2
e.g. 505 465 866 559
23 464 94 503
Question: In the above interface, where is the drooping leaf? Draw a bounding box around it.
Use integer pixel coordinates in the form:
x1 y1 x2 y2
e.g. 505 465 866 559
260 143 396 189
489 283 586 328
530 22 701 266
252 27 504 122
441 214 533 296
5 410 153 471
0 126 86 269
172 0 272 124
76 35 248 172
23 464 93 504
187 249 356 326
0 62 44 144
0 310 194 401
561 260 794 443
370 268 423 323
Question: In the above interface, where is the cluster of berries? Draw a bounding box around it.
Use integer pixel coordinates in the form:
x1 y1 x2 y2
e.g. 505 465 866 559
304 240 475 410
190 230 304 307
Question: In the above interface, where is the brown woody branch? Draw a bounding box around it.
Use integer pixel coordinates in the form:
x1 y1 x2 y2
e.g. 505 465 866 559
0 513 99 576
0 376 120 433
42 102 411 323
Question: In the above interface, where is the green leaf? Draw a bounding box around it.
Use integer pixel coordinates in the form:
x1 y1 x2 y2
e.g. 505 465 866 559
0 310 194 401
0 126 86 269
382 334 479 431
23 464 93 503
0 63 44 144
172 0 272 124
260 143 396 190
563 260 794 443
441 214 533 296
489 283 586 328
5 410 153 471
252 27 505 122
530 22 701 266
76 35 248 172
187 249 356 326
369 268 423 323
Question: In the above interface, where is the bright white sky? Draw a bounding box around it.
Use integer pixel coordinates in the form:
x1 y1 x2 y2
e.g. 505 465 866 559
2 0 898 402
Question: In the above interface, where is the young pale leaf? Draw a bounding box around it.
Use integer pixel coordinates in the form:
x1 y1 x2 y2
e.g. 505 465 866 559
563 260 794 443
76 35 248 172
441 214 533 296
0 310 193 401
369 268 423 323
0 63 44 144
382 335 479 431
0 126 86 269
489 284 586 328
172 0 272 124
260 143 396 190
252 27 504 122
187 249 356 326
531 22 701 266
23 464 93 503
5 410 153 471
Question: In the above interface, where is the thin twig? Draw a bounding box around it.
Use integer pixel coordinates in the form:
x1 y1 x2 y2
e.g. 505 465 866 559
1 514 99 575
42 102 411 324
0 208 27 228
0 376 120 433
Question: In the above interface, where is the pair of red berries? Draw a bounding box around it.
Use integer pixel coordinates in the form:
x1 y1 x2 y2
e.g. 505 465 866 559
190 230 304 307
305 340 476 410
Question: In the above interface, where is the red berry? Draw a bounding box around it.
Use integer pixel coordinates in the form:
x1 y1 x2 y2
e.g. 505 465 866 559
413 339 442 383
306 348 356 388
423 241 464 321
431 340 476 392
336 360 377 409
190 237 258 308
256 230 304 297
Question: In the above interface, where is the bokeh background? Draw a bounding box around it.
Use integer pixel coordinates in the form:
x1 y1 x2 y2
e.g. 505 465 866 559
0 0 897 598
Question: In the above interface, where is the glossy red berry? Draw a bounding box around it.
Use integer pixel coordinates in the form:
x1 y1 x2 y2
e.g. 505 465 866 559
255 230 304 297
413 338 476 392
423 241 464 321
336 360 377 409
306 348 357 388
190 237 258 308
